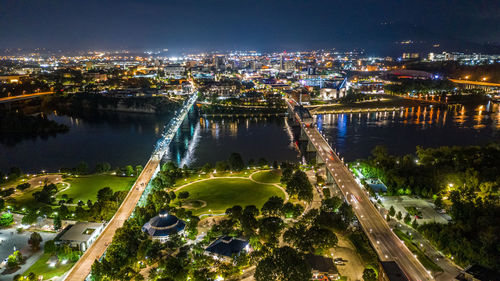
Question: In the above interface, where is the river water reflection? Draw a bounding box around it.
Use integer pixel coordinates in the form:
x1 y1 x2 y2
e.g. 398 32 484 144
0 103 498 172
316 103 499 161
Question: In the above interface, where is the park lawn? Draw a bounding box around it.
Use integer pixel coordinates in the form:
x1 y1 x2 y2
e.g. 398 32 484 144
251 170 282 183
6 183 65 209
24 253 75 280
171 169 259 188
58 175 135 202
394 229 443 273
177 178 285 215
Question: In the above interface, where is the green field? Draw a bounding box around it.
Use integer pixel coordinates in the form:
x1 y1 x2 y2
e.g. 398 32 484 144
23 253 75 279
7 183 65 208
177 178 285 215
58 175 135 202
251 170 282 183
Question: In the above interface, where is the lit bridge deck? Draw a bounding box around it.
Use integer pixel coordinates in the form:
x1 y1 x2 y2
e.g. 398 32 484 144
288 99 433 281
64 91 198 281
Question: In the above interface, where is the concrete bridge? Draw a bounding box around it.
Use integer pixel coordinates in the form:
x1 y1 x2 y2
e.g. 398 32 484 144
64 91 198 281
286 99 433 281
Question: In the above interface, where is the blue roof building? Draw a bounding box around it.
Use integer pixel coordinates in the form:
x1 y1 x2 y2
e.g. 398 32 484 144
205 236 250 260
142 211 185 242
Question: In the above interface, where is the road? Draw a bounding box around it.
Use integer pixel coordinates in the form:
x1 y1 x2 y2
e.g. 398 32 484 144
302 124 433 281
63 158 160 280
0 92 55 104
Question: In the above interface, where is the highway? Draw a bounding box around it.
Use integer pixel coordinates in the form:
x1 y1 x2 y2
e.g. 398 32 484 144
289 100 433 281
0 91 55 104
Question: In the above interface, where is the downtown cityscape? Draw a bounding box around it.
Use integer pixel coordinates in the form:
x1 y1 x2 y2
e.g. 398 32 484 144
1 1 500 281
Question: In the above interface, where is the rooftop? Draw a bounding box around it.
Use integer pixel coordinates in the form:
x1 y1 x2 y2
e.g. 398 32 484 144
205 236 249 258
142 211 185 237
57 222 104 243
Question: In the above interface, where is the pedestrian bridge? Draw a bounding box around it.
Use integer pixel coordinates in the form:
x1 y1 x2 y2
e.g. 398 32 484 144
64 90 198 281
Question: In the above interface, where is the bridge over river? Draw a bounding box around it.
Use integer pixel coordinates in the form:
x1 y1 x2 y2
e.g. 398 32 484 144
63 91 198 281
287 99 433 281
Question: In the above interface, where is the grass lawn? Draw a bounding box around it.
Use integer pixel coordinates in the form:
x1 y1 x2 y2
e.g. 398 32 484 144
394 229 442 273
23 253 75 280
58 175 135 202
251 170 282 183
177 178 285 215
6 183 66 209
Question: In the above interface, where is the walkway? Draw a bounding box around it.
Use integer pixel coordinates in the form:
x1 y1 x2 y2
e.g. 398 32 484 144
64 90 198 281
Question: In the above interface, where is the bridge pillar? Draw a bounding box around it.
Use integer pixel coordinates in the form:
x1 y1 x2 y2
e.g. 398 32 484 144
326 170 334 184
315 152 324 165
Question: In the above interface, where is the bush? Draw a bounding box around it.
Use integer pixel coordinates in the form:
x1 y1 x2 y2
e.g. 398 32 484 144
0 213 14 226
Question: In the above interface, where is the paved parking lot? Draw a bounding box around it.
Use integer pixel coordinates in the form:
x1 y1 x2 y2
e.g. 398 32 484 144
0 227 56 280
381 196 451 224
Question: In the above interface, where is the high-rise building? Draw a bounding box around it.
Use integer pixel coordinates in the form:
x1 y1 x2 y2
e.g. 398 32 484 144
214 55 225 71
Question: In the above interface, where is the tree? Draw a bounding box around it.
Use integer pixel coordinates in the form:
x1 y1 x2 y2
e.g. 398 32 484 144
321 197 342 212
135 165 143 176
363 268 377 281
228 153 244 171
201 163 212 173
412 219 419 229
257 158 268 167
434 195 444 210
225 205 243 220
404 213 411 224
124 165 134 176
389 206 396 217
178 191 189 200
215 161 228 172
0 213 13 226
0 198 4 211
97 187 114 202
282 202 303 218
286 170 313 202
28 232 43 251
254 246 311 281
258 217 284 242
44 240 57 254
261 196 284 216
75 161 89 175
16 182 30 191
53 216 62 230
95 162 111 173
22 210 39 225
396 211 402 220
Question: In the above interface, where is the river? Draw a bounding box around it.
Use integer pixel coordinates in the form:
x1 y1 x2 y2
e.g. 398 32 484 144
0 103 498 173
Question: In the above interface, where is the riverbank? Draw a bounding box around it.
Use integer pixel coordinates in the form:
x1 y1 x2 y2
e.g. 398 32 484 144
307 95 442 114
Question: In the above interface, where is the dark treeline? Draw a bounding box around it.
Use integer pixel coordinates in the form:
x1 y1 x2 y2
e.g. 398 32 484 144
357 144 500 197
0 111 69 146
404 61 500 82
41 92 181 115
358 144 500 270
383 79 455 95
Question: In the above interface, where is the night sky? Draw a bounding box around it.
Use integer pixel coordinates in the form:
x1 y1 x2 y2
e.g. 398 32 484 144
1 0 500 54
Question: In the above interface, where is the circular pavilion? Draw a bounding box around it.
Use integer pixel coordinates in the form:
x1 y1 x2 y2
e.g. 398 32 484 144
141 210 186 242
